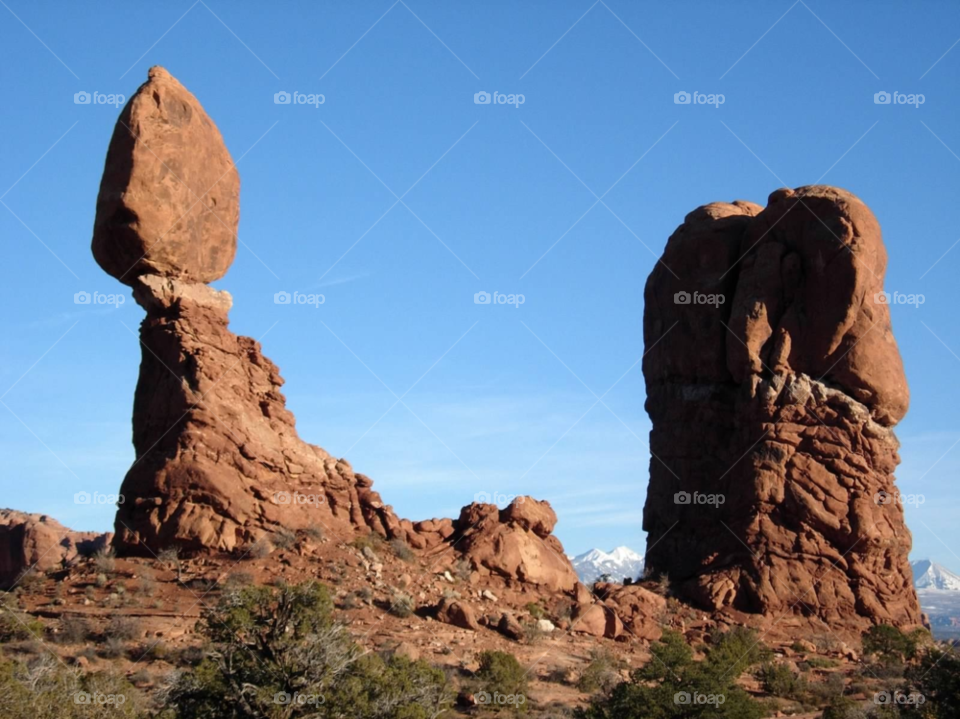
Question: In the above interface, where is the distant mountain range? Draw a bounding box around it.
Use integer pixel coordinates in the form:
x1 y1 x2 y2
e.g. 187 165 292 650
570 553 960 594
570 546 645 584
912 560 960 592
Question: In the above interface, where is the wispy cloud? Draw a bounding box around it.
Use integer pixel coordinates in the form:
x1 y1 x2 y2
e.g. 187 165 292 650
311 271 372 289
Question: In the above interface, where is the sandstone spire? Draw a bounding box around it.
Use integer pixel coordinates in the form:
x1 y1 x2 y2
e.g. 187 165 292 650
642 186 922 631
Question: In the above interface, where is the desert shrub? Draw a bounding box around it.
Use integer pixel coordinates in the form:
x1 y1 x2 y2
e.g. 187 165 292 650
350 533 383 553
388 591 415 618
574 628 766 719
57 616 92 645
862 624 919 665
0 595 44 642
388 538 415 562
223 571 254 589
271 527 297 550
94 573 108 588
247 539 272 559
93 547 116 574
99 636 126 659
303 524 324 541
577 648 624 694
0 655 143 718
104 617 141 642
801 656 840 670
162 580 451 718
757 662 807 700
525 602 545 619
903 644 960 718
476 650 528 710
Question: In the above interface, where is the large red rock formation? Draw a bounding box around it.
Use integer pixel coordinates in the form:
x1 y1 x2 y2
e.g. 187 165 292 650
642 186 922 631
93 68 578 596
0 510 110 588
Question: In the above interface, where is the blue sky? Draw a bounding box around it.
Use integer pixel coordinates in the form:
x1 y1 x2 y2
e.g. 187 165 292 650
1 1 958 567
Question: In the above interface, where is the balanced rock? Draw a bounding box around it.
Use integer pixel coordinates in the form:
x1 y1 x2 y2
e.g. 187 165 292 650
96 68 577 589
642 186 922 631
92 66 239 285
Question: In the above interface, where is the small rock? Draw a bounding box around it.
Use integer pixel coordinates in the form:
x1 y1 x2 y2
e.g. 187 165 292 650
536 618 556 633
481 589 498 602
497 612 524 640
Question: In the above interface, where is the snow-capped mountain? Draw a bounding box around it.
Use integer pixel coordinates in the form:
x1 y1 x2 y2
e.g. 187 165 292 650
570 546 645 584
912 560 960 591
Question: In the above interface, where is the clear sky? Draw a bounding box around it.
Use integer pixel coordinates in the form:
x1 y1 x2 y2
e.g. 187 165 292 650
1 1 958 568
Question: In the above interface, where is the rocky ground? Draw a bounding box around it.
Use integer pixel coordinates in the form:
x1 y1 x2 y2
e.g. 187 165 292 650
2 525 912 718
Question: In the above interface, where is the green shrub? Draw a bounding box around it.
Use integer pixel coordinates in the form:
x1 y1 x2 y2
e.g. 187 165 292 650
574 628 766 719
0 657 143 718
757 662 807 700
577 648 624 694
0 596 44 642
164 580 451 718
525 602 545 619
476 650 528 711
904 644 960 718
862 624 919 665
